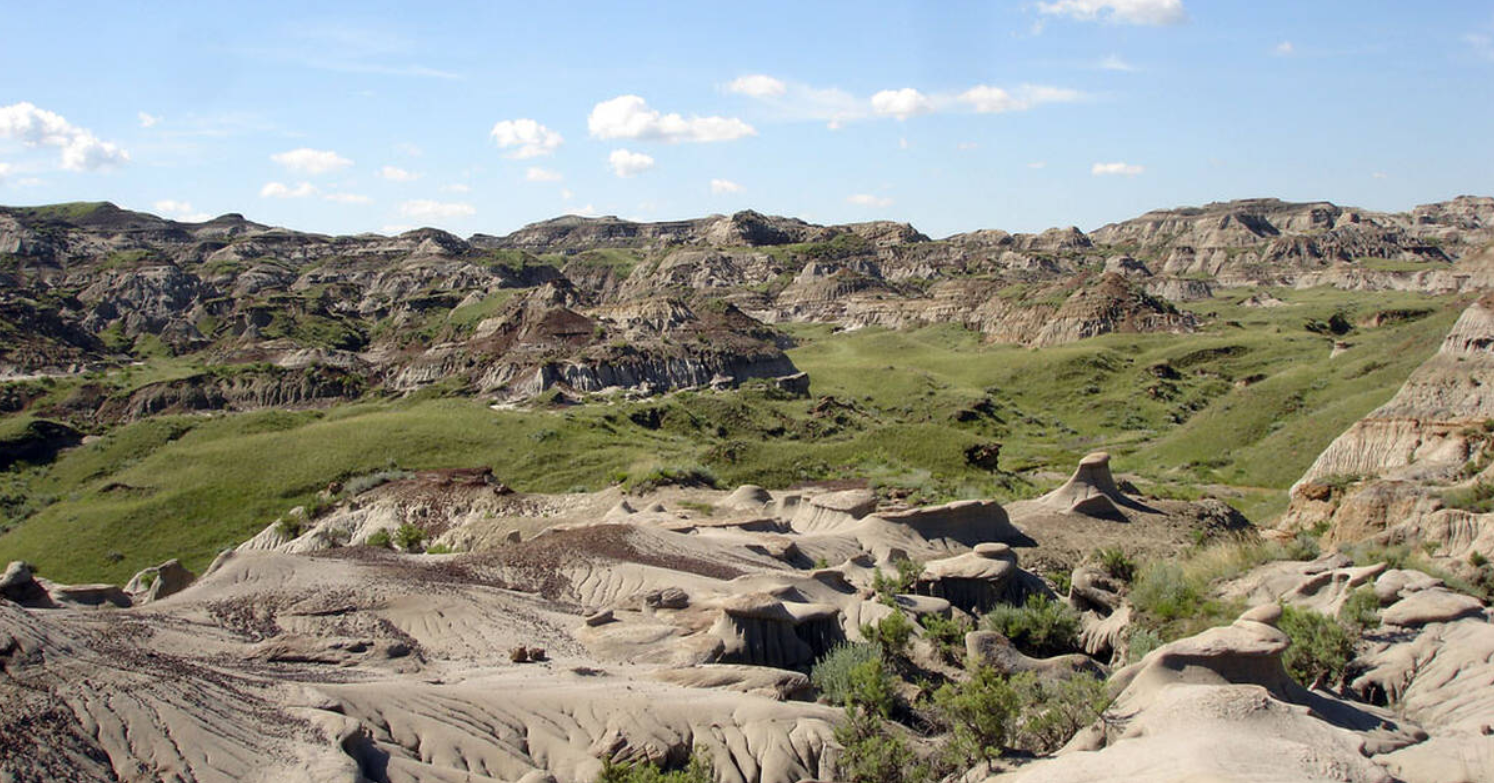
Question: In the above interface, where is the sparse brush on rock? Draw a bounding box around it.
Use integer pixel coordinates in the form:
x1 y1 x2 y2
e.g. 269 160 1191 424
981 595 1080 658
872 558 922 605
1125 627 1164 664
1338 586 1381 631
365 530 391 549
861 610 915 660
930 666 1111 767
596 752 713 783
832 656 929 783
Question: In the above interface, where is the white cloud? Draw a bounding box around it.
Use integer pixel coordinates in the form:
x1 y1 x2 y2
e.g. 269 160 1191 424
710 178 742 194
1274 40 1295 56
847 193 893 208
588 95 755 143
378 165 420 182
899 137 910 150
957 142 979 151
560 188 574 200
489 118 563 158
324 192 372 204
138 111 161 128
870 88 933 120
1372 171 1388 179
260 181 318 198
608 149 655 178
960 84 1083 113
726 74 786 98
442 182 471 193
525 166 563 182
270 147 352 174
381 224 415 234
1099 55 1137 71
152 199 213 222
1037 0 1186 25
395 142 423 157
0 162 9 181
16 177 42 187
1028 161 1048 169
1092 161 1144 176
399 199 475 219
573 203 599 217
0 102 129 171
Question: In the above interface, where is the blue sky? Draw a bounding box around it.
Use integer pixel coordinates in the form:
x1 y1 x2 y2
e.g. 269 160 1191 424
2 1 1491 238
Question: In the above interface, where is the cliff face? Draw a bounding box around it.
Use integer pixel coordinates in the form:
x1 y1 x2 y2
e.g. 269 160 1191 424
1280 295 1494 555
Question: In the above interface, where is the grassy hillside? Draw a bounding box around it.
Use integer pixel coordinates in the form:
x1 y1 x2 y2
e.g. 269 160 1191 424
0 286 1463 583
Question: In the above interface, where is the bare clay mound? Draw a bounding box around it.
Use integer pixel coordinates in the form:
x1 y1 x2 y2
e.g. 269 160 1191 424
4 453 1489 782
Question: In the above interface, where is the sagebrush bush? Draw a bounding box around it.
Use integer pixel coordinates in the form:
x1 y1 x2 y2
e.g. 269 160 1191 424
365 530 391 548
811 643 882 706
1009 673 1110 755
980 595 1080 658
872 558 923 604
1279 604 1356 689
833 656 928 783
344 469 413 496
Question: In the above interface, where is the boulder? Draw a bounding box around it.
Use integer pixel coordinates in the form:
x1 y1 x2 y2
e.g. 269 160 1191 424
125 558 196 603
0 561 49 606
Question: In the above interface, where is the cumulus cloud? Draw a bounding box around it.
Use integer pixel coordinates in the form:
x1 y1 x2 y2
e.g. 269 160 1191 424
608 149 655 178
152 199 213 222
870 88 933 120
710 178 742 194
1037 0 1186 25
0 102 129 171
378 165 420 182
1274 41 1295 56
726 74 786 98
260 181 318 198
960 84 1083 113
324 192 372 204
138 111 161 128
573 203 599 217
525 167 563 182
589 95 755 143
1099 55 1137 71
400 199 475 219
271 148 352 174
847 193 893 208
1092 161 1144 176
490 118 563 159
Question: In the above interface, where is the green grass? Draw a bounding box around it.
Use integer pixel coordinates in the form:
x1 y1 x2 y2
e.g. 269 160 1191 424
447 288 525 329
0 286 1464 584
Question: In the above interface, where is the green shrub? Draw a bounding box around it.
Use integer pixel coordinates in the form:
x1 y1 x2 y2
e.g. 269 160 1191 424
861 610 914 659
1338 587 1380 631
1094 548 1136 583
596 752 712 783
811 643 882 706
981 595 1080 658
1008 673 1110 755
1045 570 1073 595
1471 551 1489 568
365 530 391 549
1443 482 1494 514
392 523 426 552
1125 627 1164 664
919 613 972 665
930 667 1110 765
1282 532 1321 561
274 518 302 539
425 543 455 555
833 656 929 783
1279 604 1355 689
1129 561 1201 621
930 665 1020 766
872 558 922 604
